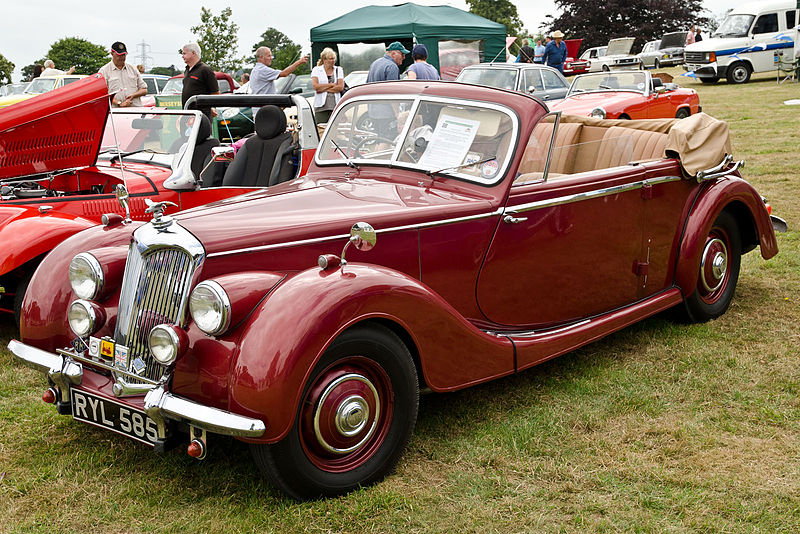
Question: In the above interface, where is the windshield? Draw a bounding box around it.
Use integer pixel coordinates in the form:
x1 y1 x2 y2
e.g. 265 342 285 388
714 14 755 38
25 78 57 94
569 71 648 94
317 97 517 185
98 111 200 165
162 78 183 94
457 68 518 91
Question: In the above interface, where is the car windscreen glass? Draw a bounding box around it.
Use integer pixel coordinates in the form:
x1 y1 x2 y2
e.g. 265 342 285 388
714 14 755 38
319 97 516 185
99 112 197 164
144 78 157 94
457 68 517 91
156 77 168 91
570 72 647 93
162 78 183 94
25 78 57 94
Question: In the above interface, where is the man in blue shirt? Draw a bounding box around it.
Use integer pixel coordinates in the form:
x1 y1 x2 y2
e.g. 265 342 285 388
542 31 568 72
533 39 546 63
366 41 410 82
250 46 308 94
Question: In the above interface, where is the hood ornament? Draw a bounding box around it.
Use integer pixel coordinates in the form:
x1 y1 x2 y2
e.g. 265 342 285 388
145 199 178 231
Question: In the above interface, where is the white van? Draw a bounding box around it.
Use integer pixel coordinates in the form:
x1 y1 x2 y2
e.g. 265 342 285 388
683 0 797 83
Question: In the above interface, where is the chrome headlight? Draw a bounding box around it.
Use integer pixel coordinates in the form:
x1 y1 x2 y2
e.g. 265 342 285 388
590 107 607 119
220 107 239 119
148 324 184 366
68 299 97 338
189 281 231 336
69 253 103 300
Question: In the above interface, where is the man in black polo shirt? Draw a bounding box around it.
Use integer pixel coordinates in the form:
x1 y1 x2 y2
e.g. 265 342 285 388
181 42 219 118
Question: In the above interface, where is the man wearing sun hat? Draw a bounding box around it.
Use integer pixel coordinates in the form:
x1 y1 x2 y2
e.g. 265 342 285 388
366 41 410 82
98 41 147 107
542 30 569 72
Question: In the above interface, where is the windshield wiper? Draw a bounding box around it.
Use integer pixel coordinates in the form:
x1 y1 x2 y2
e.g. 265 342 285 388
108 148 167 163
426 157 496 178
330 139 360 171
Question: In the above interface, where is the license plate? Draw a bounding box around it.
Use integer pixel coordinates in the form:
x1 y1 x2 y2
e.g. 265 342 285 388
70 388 162 446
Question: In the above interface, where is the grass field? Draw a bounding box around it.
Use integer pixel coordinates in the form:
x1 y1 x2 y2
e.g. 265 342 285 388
1 67 798 533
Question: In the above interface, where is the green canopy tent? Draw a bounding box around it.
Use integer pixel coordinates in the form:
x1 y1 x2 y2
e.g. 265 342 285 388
310 2 507 79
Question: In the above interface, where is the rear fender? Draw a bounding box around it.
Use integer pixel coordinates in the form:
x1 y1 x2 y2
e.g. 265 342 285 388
226 263 514 443
0 207 97 277
675 176 777 295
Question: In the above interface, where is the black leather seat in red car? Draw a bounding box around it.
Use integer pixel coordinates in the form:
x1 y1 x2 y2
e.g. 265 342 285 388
222 105 295 187
192 114 220 182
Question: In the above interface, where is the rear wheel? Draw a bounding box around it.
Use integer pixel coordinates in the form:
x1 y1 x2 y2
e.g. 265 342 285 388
726 62 752 84
675 107 691 119
250 324 418 499
683 211 741 322
654 59 661 69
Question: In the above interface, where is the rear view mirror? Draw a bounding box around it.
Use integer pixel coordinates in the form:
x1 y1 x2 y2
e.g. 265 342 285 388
289 87 303 94
131 118 164 130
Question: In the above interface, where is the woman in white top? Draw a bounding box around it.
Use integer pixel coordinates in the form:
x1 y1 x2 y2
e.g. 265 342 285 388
311 48 345 124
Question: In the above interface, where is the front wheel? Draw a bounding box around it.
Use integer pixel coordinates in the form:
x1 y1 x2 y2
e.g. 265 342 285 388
726 62 752 84
682 211 741 322
601 64 610 72
251 324 419 499
654 59 661 69
675 107 691 119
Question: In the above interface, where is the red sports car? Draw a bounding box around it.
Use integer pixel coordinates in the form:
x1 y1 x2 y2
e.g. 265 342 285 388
551 70 700 119
10 80 778 500
0 75 318 321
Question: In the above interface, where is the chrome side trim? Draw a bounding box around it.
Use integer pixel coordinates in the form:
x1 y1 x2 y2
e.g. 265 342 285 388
207 208 505 258
506 175 681 214
483 319 591 339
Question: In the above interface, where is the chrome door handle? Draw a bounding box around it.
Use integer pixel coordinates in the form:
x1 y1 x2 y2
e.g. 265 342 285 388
503 215 528 224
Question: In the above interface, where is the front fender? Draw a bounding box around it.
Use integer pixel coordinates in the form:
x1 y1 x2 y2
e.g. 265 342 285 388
675 176 777 294
0 207 97 277
225 264 514 443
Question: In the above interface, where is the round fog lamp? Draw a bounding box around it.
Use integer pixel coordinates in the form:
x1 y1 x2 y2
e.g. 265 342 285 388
68 300 96 338
69 253 103 300
189 281 231 336
148 325 182 366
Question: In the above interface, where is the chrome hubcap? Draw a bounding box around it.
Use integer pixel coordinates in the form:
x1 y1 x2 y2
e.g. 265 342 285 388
700 238 728 292
313 373 380 455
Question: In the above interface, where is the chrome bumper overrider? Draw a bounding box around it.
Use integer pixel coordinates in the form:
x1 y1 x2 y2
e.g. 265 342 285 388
8 339 265 438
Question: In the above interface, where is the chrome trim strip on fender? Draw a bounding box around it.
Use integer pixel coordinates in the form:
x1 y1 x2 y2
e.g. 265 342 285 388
505 175 682 214
483 319 591 339
207 208 505 258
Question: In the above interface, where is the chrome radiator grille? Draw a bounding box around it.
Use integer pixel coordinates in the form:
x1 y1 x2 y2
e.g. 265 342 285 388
684 51 707 63
114 222 205 383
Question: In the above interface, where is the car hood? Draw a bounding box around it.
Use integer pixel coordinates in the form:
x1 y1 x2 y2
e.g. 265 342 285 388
606 38 635 56
0 75 109 180
684 38 744 53
564 38 583 59
660 32 685 49
551 91 641 115
175 171 495 256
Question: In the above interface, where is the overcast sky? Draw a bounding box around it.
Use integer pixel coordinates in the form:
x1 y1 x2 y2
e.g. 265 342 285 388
5 0 733 81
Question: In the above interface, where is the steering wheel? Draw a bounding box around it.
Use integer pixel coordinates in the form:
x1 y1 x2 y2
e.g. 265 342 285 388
353 136 396 158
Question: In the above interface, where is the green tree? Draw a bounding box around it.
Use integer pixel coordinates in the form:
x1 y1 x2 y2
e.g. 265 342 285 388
251 27 309 75
150 65 180 76
544 0 710 50
0 53 14 84
46 37 108 74
191 6 242 72
466 0 524 36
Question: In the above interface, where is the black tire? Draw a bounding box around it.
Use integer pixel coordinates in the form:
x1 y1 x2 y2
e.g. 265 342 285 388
250 324 419 500
682 211 741 322
675 108 691 119
13 269 34 328
726 62 752 84
602 64 610 72
654 59 661 69
699 77 719 84
618 114 631 120
355 113 374 132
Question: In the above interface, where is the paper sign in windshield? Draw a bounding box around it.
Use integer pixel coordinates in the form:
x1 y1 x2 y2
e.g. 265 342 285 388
418 114 480 170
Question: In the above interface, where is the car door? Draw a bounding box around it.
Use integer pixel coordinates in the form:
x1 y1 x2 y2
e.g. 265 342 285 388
521 68 545 97
541 69 569 100
476 117 647 331
750 12 781 71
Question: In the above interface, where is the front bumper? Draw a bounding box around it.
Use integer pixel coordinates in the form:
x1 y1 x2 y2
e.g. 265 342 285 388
8 339 266 438
684 63 728 78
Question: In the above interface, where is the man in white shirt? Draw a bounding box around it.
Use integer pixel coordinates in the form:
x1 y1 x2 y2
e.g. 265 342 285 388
98 42 147 107
250 46 308 94
41 59 75 77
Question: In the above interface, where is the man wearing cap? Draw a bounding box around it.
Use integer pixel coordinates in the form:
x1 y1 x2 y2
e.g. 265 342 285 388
542 31 569 72
406 44 440 80
366 41 410 82
98 42 147 107
250 46 309 95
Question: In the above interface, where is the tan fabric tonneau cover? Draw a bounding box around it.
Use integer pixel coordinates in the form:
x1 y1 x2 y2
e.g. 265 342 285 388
557 113 732 177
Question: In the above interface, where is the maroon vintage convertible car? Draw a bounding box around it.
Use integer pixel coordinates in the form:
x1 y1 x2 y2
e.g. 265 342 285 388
0 75 318 322
10 80 778 499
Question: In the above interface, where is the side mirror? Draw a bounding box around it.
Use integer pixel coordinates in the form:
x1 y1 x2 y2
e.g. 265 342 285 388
289 87 303 94
319 222 377 270
654 85 667 94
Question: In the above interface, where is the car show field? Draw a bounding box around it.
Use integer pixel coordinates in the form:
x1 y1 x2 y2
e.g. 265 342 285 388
0 66 798 530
